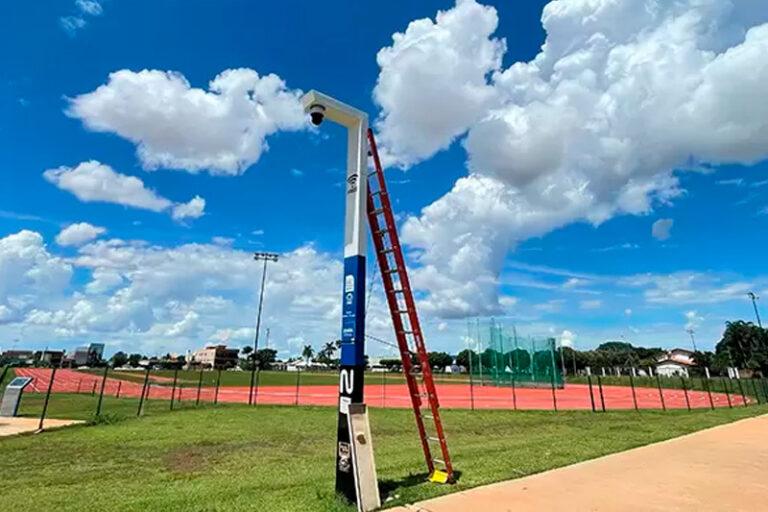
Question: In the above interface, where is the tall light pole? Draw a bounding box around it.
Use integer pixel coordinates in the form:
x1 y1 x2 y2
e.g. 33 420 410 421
686 327 698 353
300 90 369 505
747 291 762 328
249 251 279 406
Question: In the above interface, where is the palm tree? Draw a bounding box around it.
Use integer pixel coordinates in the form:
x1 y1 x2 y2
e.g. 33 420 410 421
302 345 314 364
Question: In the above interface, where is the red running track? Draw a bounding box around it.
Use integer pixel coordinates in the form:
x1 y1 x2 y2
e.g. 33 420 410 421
15 368 748 410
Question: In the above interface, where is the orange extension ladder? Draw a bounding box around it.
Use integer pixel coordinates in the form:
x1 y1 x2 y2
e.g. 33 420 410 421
365 129 454 484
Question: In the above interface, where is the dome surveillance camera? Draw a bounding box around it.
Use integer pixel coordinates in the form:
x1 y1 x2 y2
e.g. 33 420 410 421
309 104 326 126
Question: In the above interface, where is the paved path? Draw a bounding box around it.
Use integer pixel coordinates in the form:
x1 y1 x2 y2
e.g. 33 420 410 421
393 414 768 512
0 417 83 437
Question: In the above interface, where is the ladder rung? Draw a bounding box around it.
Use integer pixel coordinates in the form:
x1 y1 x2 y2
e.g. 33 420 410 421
428 437 440 443
390 288 405 294
396 309 409 314
371 207 385 216
375 228 390 235
384 268 400 275
378 247 395 255
422 414 434 419
371 190 385 196
433 458 445 465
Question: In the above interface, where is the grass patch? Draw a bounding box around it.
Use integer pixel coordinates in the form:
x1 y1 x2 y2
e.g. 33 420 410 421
1 399 765 511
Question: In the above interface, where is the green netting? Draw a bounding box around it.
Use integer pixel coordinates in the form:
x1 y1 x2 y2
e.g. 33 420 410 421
467 320 564 388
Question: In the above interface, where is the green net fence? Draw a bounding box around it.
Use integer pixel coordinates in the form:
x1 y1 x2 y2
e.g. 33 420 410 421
467 320 564 388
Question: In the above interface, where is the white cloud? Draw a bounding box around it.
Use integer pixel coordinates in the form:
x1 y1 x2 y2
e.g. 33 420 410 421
60 16 87 36
380 0 768 317
373 0 505 167
624 272 755 305
559 329 575 348
579 299 602 310
44 161 205 221
171 196 206 221
75 0 102 15
684 310 704 331
0 231 72 324
652 218 674 241
67 69 305 175
624 308 633 316
56 222 106 247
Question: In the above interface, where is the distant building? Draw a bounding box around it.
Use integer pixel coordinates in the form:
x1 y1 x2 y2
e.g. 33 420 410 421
69 343 105 367
1 350 35 366
34 350 64 367
655 348 695 377
192 344 239 369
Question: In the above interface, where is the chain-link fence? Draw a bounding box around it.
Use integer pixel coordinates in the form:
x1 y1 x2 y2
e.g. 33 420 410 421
1 363 766 433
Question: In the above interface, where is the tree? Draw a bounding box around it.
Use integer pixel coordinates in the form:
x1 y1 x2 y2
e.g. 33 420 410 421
455 349 475 370
427 352 453 371
716 320 768 373
110 351 129 368
379 358 403 371
315 341 339 366
128 353 143 368
241 346 253 357
254 348 277 370
301 345 315 363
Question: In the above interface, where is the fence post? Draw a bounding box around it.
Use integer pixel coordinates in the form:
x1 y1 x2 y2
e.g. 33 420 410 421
294 367 301 406
37 367 57 432
95 366 109 416
468 349 475 411
749 379 761 405
196 368 204 406
549 367 558 412
587 374 596 413
597 375 606 412
680 376 691 412
254 369 262 406
116 380 122 399
91 380 97 396
629 370 639 412
703 377 714 410
655 374 666 411
723 378 733 409
735 377 748 407
0 365 9 387
77 378 83 394
169 368 179 411
381 371 386 407
213 368 222 405
511 375 517 411
137 367 150 417
248 362 257 406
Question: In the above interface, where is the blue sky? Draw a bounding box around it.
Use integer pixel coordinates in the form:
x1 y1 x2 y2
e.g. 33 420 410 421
1 0 767 358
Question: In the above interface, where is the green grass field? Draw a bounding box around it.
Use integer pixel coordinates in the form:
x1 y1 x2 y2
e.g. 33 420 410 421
1 391 765 511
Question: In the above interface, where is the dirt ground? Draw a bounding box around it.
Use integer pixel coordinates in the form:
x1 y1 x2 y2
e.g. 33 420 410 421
0 417 83 437
392 414 768 512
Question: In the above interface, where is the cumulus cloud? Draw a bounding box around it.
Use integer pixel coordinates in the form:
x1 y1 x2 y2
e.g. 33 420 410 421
373 0 504 167
378 0 768 317
43 160 205 221
56 222 107 247
67 69 306 175
0 231 72 323
652 218 674 241
171 196 206 221
11 232 394 355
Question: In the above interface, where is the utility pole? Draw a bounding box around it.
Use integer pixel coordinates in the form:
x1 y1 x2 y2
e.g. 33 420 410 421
686 327 698 353
249 251 279 405
747 291 762 328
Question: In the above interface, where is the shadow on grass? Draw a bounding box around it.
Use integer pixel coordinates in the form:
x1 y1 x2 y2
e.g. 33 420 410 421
379 469 462 501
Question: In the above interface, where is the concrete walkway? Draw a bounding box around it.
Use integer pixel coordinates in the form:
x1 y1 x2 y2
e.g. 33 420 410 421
392 414 768 512
0 417 83 437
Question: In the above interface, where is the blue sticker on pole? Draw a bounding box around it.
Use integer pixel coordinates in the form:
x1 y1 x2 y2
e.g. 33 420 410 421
340 255 366 367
